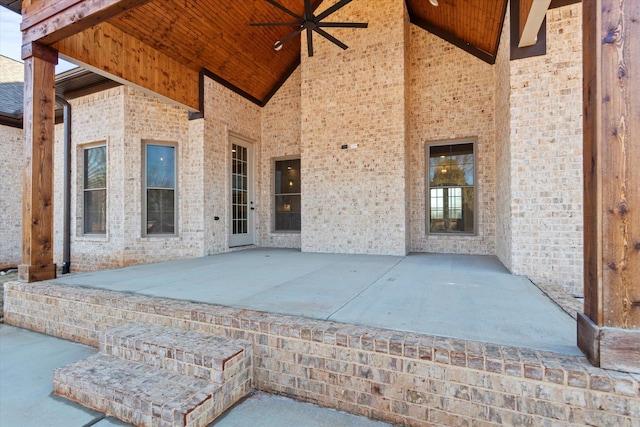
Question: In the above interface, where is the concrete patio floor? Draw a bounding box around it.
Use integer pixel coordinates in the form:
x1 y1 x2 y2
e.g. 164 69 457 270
0 324 395 427
50 248 579 355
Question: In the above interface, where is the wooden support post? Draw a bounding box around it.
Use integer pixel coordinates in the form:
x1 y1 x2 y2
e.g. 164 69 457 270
19 42 58 282
580 0 640 373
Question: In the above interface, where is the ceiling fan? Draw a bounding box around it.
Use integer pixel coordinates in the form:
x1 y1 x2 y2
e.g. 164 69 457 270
251 0 368 57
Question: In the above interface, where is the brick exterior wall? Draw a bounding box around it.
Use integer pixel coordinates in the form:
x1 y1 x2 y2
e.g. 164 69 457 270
52 80 261 271
301 0 409 256
0 124 22 269
53 86 125 270
409 27 497 256
5 282 640 427
495 6 514 272
259 68 303 249
120 86 200 266
202 78 262 253
508 4 584 296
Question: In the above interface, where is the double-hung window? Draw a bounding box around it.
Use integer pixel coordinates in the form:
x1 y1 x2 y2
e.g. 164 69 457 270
274 158 301 232
427 142 475 234
144 143 176 235
83 145 107 234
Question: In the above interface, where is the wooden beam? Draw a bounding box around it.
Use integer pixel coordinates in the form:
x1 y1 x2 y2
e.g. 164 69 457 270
53 22 200 111
580 0 640 373
549 0 581 9
21 0 153 46
19 42 58 283
519 0 534 38
518 0 552 48
510 0 547 60
409 13 496 65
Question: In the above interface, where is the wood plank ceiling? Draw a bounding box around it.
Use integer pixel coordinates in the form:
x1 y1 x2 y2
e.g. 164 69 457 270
2 0 510 106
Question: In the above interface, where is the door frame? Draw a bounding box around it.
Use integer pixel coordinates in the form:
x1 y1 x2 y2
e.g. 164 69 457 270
228 133 256 247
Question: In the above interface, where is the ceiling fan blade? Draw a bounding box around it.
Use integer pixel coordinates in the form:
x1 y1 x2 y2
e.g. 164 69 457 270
304 0 313 19
264 0 304 22
314 27 348 50
316 0 354 22
274 26 305 50
318 22 368 28
250 22 304 26
307 28 314 57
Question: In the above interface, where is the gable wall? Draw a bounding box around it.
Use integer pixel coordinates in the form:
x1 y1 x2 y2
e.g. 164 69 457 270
301 0 410 256
409 27 497 255
259 68 303 249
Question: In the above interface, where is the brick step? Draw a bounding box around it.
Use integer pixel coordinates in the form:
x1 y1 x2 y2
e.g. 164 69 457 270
54 323 253 427
54 354 226 427
100 323 251 384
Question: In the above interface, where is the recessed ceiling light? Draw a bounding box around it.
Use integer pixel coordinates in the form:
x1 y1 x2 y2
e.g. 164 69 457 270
429 0 439 6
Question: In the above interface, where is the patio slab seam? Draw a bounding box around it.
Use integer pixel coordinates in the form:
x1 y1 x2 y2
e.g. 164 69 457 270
325 256 407 320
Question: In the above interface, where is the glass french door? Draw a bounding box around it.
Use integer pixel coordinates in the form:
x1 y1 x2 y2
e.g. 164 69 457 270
229 136 255 247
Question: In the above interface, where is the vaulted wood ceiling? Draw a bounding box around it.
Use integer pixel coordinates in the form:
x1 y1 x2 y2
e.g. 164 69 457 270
3 0 514 106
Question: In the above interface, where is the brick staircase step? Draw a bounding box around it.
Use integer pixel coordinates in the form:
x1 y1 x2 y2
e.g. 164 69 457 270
54 354 224 427
54 324 253 427
100 323 251 384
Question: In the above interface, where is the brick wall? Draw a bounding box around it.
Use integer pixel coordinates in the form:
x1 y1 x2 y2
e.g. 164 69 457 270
509 5 584 295
0 124 22 269
495 6 513 271
259 68 303 249
409 27 497 255
54 86 126 270
301 0 409 256
119 86 200 266
5 281 639 427
55 78 262 271
202 77 262 253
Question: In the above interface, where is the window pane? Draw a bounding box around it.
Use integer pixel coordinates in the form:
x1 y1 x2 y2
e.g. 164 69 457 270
275 159 301 194
428 143 475 234
84 189 106 233
146 145 175 188
449 187 462 219
274 159 301 231
275 194 301 231
83 146 106 234
84 146 106 189
147 189 174 234
429 143 474 187
430 188 443 220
